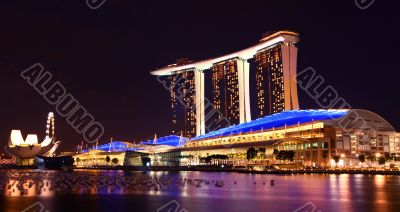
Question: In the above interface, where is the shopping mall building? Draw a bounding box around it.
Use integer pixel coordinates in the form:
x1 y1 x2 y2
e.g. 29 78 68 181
74 109 400 168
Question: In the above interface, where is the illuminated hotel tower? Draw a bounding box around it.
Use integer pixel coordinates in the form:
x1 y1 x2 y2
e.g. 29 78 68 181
255 37 299 117
169 69 197 138
211 60 244 126
151 31 300 136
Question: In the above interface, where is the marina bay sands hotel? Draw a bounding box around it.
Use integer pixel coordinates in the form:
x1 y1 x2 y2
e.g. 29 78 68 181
74 30 399 168
151 31 300 138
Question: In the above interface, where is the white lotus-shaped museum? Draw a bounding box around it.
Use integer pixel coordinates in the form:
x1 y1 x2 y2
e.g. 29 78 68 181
4 130 60 159
4 112 61 159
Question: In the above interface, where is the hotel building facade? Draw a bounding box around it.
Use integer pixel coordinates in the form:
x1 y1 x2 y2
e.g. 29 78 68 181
169 70 197 138
211 60 241 127
73 31 399 168
254 42 299 118
152 31 300 138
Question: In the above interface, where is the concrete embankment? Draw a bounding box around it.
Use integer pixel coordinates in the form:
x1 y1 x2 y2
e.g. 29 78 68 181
73 166 400 175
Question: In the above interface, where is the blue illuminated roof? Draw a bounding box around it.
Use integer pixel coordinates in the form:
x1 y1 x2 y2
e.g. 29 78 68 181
190 110 349 141
141 135 187 147
81 136 187 153
82 141 131 153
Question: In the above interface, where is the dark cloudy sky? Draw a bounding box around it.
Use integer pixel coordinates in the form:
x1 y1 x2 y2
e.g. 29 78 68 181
1 0 399 152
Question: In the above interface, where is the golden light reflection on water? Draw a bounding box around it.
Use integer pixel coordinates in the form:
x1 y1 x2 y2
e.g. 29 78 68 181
326 174 392 211
1 170 400 212
374 175 388 205
2 170 218 197
328 174 352 211
4 178 54 197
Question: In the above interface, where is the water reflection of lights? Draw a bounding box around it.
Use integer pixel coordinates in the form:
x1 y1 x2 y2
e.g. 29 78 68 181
329 175 351 202
4 178 54 197
374 175 388 204
333 175 353 211
2 170 208 196
40 179 54 196
181 182 189 197
374 175 385 187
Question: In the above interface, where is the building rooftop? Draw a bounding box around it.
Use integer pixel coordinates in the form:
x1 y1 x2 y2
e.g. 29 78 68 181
141 135 188 147
81 135 188 154
190 109 349 141
82 141 133 153
150 30 300 76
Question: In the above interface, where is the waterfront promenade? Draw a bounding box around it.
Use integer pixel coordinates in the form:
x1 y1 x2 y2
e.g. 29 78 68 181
73 165 400 175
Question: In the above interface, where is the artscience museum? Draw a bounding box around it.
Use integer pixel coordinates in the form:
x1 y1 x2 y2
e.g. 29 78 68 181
4 112 61 165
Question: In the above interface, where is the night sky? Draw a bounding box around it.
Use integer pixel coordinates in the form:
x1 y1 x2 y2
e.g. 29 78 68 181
1 0 399 152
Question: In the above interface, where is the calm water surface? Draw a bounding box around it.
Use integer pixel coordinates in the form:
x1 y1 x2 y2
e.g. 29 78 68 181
1 169 400 212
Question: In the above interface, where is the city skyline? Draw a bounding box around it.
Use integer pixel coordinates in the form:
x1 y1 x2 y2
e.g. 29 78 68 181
0 1 399 152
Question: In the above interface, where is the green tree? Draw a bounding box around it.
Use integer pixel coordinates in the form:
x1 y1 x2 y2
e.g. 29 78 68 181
378 157 386 166
247 147 258 161
273 149 279 158
106 155 111 163
111 158 119 165
258 147 267 159
276 150 284 160
286 151 295 162
367 155 376 162
333 156 340 167
205 156 212 165
358 155 366 163
207 154 229 165
273 150 295 161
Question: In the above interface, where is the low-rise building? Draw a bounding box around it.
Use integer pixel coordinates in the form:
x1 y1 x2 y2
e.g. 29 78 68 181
75 109 399 168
